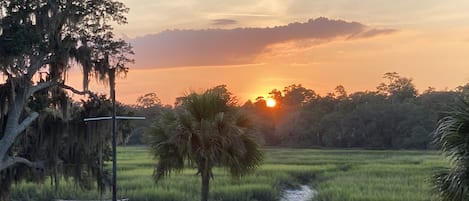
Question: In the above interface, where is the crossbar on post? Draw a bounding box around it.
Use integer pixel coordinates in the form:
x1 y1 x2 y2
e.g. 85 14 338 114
82 67 146 201
84 116 146 122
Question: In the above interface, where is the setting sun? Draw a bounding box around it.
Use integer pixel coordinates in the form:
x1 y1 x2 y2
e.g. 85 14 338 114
266 98 276 108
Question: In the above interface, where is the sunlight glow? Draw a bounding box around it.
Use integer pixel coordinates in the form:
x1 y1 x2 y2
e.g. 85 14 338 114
266 98 276 108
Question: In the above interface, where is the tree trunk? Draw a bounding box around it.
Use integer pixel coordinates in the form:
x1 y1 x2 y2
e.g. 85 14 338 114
317 131 323 147
0 86 27 170
200 165 211 201
0 184 10 201
0 193 9 201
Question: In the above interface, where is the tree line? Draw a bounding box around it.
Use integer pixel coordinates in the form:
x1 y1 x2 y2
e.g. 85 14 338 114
129 72 467 150
245 72 466 149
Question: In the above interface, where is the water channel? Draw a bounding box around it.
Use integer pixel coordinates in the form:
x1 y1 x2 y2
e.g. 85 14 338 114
281 185 317 201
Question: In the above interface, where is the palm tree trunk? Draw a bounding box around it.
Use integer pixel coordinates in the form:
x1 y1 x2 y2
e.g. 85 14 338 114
200 165 211 201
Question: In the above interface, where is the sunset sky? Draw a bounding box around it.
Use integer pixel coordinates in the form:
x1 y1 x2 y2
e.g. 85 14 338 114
67 0 469 105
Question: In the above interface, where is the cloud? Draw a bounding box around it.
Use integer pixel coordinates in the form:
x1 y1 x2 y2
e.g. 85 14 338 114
348 28 397 39
130 17 396 68
211 13 275 17
211 19 238 26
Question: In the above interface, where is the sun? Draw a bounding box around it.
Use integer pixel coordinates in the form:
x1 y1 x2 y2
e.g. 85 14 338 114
266 98 276 108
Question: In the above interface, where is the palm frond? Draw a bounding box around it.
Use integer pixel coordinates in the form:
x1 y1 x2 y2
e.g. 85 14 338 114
145 85 264 201
433 100 469 200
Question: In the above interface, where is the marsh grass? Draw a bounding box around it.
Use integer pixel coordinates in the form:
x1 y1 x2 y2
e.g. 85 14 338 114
11 147 446 201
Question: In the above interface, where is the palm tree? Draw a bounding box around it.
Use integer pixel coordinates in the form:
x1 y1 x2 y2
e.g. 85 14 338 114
146 86 264 201
433 100 469 201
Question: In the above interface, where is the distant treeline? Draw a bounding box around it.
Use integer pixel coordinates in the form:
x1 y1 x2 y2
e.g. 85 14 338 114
126 72 468 150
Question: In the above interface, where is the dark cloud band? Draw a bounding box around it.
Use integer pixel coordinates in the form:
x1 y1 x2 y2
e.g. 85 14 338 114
211 19 238 26
131 17 396 68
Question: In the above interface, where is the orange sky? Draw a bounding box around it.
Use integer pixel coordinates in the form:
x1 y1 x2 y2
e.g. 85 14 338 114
66 0 469 105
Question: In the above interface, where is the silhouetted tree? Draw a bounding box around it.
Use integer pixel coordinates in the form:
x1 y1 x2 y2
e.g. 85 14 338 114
146 86 263 201
283 84 317 107
377 72 417 102
127 92 170 145
0 0 132 200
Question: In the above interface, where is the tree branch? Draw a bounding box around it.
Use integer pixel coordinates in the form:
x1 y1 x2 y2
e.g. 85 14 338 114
0 156 46 171
29 81 99 100
11 156 46 169
29 80 58 96
59 83 99 100
26 53 51 79
0 107 37 163
15 112 39 136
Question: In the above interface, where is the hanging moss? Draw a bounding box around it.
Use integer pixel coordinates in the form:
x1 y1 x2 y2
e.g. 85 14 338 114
0 79 133 200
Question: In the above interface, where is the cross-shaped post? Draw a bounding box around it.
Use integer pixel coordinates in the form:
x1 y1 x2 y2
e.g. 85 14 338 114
84 68 145 201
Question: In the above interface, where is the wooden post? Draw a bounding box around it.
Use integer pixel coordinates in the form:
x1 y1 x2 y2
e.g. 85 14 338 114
109 67 117 201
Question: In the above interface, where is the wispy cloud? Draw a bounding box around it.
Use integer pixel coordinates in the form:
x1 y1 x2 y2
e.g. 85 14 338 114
348 28 397 39
212 13 275 17
130 17 396 68
211 19 238 26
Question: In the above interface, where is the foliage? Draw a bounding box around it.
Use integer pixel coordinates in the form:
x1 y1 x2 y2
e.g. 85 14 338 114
136 92 162 108
145 86 264 201
377 72 418 102
0 93 133 200
123 91 172 145
433 100 469 201
0 0 132 199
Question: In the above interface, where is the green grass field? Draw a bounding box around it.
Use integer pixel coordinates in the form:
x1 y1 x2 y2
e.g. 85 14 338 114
11 147 447 201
